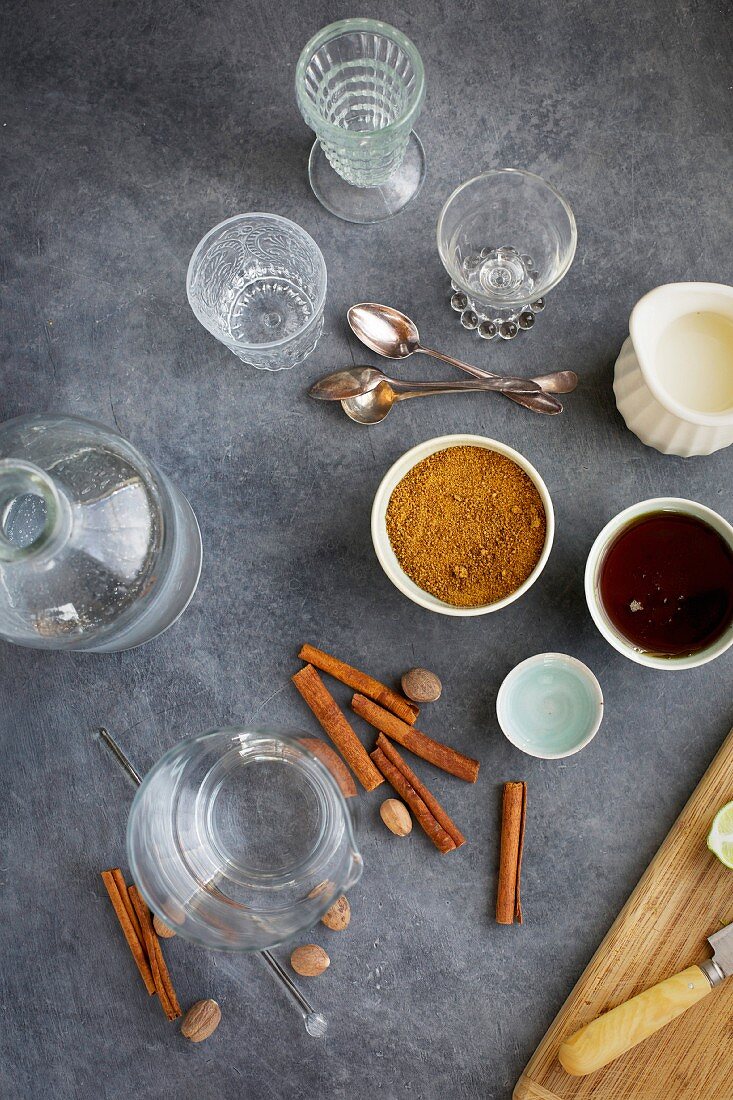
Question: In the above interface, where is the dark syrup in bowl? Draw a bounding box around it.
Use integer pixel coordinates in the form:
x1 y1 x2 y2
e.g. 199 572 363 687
599 512 733 657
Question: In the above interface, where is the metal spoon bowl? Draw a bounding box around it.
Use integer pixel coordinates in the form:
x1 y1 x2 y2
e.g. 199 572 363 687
342 381 400 424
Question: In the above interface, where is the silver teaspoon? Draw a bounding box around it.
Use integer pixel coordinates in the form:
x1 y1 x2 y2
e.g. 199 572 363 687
310 365 541 402
348 302 576 410
310 367 557 425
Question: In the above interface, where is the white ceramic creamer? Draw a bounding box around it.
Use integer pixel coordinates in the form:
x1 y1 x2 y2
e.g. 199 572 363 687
614 282 733 457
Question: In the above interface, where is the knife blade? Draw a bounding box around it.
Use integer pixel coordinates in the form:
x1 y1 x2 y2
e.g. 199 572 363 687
558 919 733 1076
703 921 733 984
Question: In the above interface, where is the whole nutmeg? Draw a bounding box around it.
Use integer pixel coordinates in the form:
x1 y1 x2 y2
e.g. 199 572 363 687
291 944 330 977
401 668 442 703
181 999 221 1042
380 798 412 836
321 895 350 931
153 914 176 939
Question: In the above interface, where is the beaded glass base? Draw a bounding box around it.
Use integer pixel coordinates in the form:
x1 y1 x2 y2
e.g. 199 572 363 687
447 245 546 339
308 132 426 224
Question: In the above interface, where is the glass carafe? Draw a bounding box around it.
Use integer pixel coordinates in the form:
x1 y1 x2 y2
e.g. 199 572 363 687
0 413 202 651
126 728 363 951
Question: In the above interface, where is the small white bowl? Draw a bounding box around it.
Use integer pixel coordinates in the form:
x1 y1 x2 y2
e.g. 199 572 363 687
496 652 604 759
371 434 554 616
585 497 733 670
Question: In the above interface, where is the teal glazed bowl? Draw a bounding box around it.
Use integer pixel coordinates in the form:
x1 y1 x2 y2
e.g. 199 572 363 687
496 653 604 759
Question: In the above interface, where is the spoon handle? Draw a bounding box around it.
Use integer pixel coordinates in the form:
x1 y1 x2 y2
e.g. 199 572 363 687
258 950 327 1037
529 370 577 394
389 376 540 396
394 381 538 400
503 389 564 415
417 345 573 405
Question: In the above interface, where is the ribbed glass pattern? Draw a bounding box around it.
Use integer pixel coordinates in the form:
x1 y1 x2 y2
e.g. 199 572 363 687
297 22 425 188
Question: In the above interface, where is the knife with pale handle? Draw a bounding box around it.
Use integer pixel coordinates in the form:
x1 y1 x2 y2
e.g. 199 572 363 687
558 919 733 1076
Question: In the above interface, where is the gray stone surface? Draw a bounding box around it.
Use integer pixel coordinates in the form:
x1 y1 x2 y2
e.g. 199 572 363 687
1 1 732 1097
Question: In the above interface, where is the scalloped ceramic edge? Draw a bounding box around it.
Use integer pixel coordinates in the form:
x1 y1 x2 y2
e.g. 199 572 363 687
614 282 733 457
371 434 554 617
584 497 733 670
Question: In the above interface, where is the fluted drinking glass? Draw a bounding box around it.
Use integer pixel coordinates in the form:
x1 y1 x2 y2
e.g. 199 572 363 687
187 214 327 370
296 19 426 223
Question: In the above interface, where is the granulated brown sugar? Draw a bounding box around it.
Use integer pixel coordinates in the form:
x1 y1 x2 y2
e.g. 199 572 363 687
385 445 547 608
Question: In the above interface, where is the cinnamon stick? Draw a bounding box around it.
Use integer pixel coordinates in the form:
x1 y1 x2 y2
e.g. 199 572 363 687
100 869 156 995
110 868 149 960
351 694 480 783
298 737 358 799
371 746 455 853
496 781 527 925
375 734 466 849
292 664 384 792
298 644 419 724
129 885 182 1019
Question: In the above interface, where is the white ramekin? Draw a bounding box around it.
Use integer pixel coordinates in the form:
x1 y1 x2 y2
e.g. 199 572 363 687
371 434 555 617
584 497 733 670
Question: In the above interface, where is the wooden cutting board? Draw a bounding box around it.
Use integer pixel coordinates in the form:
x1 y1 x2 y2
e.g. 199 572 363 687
514 725 733 1100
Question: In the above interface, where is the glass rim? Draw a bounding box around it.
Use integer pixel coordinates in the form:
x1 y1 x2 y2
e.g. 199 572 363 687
295 18 425 144
186 212 328 351
436 168 578 307
0 458 64 563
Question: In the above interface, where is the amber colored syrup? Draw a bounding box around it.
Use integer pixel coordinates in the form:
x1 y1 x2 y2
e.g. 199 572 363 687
599 513 733 656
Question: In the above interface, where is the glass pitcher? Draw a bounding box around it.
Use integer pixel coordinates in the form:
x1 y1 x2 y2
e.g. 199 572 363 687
126 728 363 951
0 413 202 651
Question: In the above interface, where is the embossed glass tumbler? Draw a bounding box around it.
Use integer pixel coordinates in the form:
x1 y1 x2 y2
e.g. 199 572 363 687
296 18 426 223
187 213 327 370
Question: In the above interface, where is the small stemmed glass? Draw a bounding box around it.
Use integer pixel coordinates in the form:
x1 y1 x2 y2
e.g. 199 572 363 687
437 169 577 340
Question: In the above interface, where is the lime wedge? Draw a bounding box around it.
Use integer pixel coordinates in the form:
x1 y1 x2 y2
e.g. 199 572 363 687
707 801 733 869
